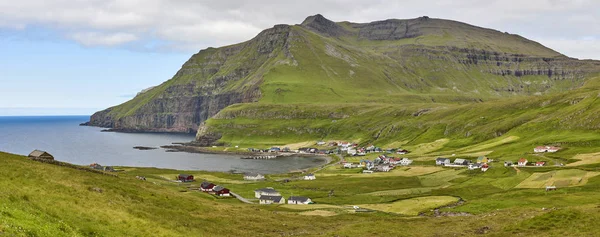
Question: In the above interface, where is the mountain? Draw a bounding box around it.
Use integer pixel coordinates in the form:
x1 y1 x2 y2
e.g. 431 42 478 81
87 14 600 146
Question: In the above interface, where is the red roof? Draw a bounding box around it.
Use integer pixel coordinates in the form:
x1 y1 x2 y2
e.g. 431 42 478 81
518 158 527 163
482 164 489 168
536 161 545 165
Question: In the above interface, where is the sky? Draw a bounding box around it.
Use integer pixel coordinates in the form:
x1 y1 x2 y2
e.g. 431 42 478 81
0 0 598 116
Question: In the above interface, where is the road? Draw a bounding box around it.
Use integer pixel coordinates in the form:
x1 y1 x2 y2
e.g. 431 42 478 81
230 192 254 204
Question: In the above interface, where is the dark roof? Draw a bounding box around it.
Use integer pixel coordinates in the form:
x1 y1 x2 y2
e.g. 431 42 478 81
289 196 310 202
305 173 315 176
213 185 228 192
259 195 283 202
28 150 52 157
436 157 449 161
255 188 279 193
178 174 193 178
201 181 215 189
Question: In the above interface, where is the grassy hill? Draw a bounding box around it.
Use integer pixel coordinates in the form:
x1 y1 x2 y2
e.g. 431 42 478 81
86 14 600 137
4 150 600 236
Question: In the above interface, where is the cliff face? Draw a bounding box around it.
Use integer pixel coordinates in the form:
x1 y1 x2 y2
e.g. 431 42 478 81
87 14 600 138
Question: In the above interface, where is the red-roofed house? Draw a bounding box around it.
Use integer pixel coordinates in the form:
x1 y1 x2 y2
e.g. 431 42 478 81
518 158 528 167
535 161 546 166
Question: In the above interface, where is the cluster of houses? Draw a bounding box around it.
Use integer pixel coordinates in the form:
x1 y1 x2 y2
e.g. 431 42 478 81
435 156 490 171
200 181 231 197
343 155 413 173
247 141 409 156
254 187 313 205
504 158 547 167
244 172 315 181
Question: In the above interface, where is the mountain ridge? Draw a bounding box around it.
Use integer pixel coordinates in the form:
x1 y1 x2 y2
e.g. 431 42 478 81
86 14 600 144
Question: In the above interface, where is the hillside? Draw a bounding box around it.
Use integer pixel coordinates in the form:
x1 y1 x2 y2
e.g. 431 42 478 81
86 14 600 137
4 150 600 236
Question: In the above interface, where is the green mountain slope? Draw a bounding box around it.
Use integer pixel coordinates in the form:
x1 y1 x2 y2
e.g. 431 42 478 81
86 14 600 142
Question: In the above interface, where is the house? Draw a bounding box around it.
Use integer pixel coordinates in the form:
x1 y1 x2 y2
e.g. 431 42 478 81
213 185 230 196
269 147 281 153
316 141 326 146
535 161 546 167
534 146 561 153
343 163 353 168
399 158 413 166
547 146 560 153
518 158 528 167
259 195 285 204
454 159 470 166
303 173 316 180
436 158 451 166
476 156 489 164
288 196 312 205
28 150 54 160
504 161 513 167
546 186 557 191
89 163 115 172
177 174 194 182
396 149 409 155
481 163 489 172
244 173 265 181
375 165 391 172
282 147 291 152
534 146 548 153
468 163 483 170
254 188 280 198
362 170 374 174
200 181 216 192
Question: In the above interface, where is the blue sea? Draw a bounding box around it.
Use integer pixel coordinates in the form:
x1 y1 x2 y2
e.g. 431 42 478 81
0 116 326 173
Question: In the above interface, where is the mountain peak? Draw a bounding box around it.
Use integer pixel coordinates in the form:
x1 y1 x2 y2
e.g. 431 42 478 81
300 14 347 37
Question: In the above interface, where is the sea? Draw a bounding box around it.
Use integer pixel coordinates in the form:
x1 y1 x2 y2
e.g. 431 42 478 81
0 116 327 173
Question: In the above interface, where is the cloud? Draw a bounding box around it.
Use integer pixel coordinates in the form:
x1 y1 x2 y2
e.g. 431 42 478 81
69 32 138 46
0 0 598 59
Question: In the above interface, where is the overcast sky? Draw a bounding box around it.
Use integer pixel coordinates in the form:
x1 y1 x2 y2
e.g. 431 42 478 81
0 0 598 115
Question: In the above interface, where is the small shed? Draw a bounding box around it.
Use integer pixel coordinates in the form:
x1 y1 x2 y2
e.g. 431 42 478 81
546 186 557 191
303 173 316 180
177 174 194 182
244 173 265 181
28 150 54 160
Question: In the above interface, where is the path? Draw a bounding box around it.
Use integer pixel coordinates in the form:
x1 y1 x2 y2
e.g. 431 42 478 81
230 192 254 204
313 154 344 174
513 166 521 173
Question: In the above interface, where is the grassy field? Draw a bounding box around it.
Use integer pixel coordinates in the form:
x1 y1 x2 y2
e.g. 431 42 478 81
359 196 460 215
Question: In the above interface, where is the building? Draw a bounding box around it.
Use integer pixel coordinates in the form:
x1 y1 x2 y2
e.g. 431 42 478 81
546 146 560 153
504 161 513 167
213 186 230 196
375 165 391 172
546 186 557 191
399 158 413 166
303 173 316 180
468 163 483 170
476 156 489 164
436 158 451 166
244 173 265 181
534 146 548 153
288 196 312 205
254 188 280 198
454 159 470 166
396 149 409 155
28 150 54 160
200 181 216 192
481 163 489 172
89 163 115 172
177 174 194 182
259 195 285 204
518 158 528 167
535 161 546 167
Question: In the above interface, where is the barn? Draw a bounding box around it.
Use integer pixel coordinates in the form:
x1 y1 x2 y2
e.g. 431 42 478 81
28 150 54 160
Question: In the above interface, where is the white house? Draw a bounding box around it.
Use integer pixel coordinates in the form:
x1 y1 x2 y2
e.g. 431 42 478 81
254 188 280 198
347 148 357 155
454 159 469 166
535 161 546 167
436 158 451 166
303 173 316 180
244 173 265 181
518 158 528 167
546 146 560 153
343 163 353 168
534 146 548 153
259 195 285 205
375 165 391 172
468 163 483 170
481 164 489 172
504 161 513 167
362 170 374 174
399 158 413 166
288 196 312 205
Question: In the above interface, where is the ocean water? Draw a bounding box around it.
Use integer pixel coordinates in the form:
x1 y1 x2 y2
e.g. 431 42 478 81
0 116 327 173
